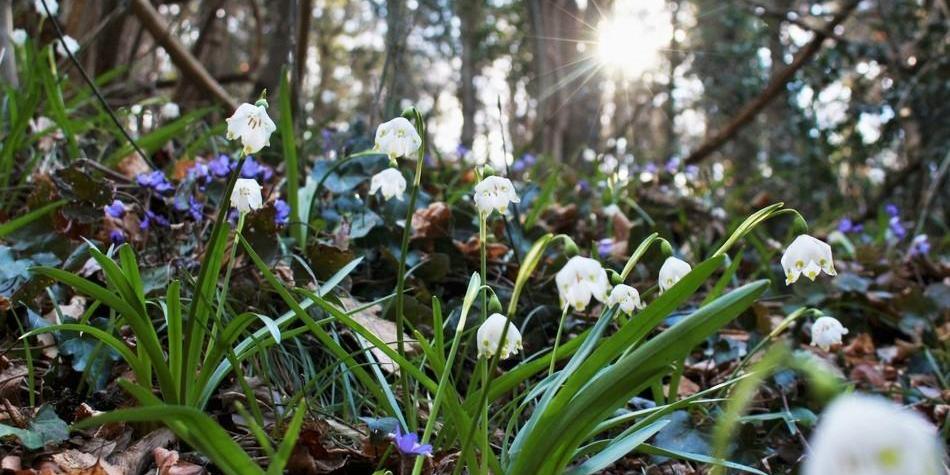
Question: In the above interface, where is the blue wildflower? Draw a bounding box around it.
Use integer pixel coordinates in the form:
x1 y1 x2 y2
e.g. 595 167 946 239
239 156 274 181
577 179 590 192
188 162 211 186
522 153 537 166
597 238 613 258
274 199 290 225
512 159 526 173
456 144 469 159
208 154 233 178
885 203 899 217
104 199 125 219
391 426 432 457
685 165 700 179
910 234 930 256
664 157 680 174
139 210 170 230
838 218 863 234
109 229 125 244
188 196 204 222
644 162 658 174
136 171 174 194
888 216 906 239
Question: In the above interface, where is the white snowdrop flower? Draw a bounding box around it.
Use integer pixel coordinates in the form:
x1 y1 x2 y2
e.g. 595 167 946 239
161 102 180 120
867 167 885 185
810 316 848 351
556 256 609 311
54 35 79 58
30 116 63 151
781 234 836 285
607 284 645 315
34 0 58 17
130 104 143 116
476 313 522 360
11 29 27 46
658 256 691 293
226 103 277 155
369 168 406 201
374 117 422 160
473 176 520 215
230 178 263 213
803 393 943 475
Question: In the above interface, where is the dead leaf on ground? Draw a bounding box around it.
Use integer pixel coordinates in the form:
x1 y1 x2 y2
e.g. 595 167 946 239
116 155 150 180
50 451 123 475
153 448 205 475
454 236 509 262
411 202 452 240
339 297 417 373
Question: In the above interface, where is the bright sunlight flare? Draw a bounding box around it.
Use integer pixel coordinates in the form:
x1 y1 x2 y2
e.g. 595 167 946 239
596 0 674 77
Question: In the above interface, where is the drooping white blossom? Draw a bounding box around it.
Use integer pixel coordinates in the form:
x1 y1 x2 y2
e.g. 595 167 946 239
30 116 64 151
473 176 520 215
476 313 522 360
161 102 181 120
810 316 848 351
607 284 645 315
556 256 609 311
55 35 79 59
369 168 407 201
230 178 263 213
11 29 27 46
34 0 58 17
226 103 276 155
658 256 691 293
781 234 836 285
803 393 943 475
374 117 422 159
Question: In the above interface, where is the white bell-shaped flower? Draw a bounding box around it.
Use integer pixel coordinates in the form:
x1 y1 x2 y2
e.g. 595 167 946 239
473 176 520 215
781 234 836 285
556 256 609 311
11 29 27 47
607 284 645 315
658 256 691 293
161 102 181 120
476 313 522 360
230 178 263 213
369 168 407 201
225 103 277 155
803 393 942 475
55 35 79 58
810 316 848 351
374 117 422 159
35 0 58 17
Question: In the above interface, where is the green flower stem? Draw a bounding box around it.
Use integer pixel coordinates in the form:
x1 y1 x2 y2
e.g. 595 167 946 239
393 108 426 431
478 211 489 473
548 305 571 376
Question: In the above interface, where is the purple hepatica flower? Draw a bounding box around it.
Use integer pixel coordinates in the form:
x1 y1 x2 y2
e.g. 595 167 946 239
577 179 590 192
685 165 700 180
140 210 170 230
522 153 537 166
104 199 125 219
888 216 906 239
392 426 432 457
274 199 290 225
239 156 274 181
188 162 212 187
512 159 526 173
109 229 125 244
837 218 863 234
597 238 613 258
456 144 469 159
885 203 899 217
136 171 174 194
209 154 233 178
910 234 930 256
644 162 658 174
188 196 204 222
664 157 681 174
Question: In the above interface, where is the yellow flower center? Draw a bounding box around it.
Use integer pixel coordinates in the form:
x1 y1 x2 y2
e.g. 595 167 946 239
877 447 900 469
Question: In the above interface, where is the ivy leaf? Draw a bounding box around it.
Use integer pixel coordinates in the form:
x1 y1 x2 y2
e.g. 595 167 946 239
0 406 69 450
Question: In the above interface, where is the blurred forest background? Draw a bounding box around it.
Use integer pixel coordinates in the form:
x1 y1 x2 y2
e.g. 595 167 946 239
1 0 947 225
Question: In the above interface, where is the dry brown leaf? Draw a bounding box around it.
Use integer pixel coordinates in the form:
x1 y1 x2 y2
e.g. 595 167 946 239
411 202 452 240
2 455 22 471
153 448 205 475
116 155 150 180
339 297 416 373
454 236 509 262
50 451 122 475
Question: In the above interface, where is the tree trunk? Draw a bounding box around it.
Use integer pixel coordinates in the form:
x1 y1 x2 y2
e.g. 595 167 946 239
255 0 294 98
383 0 411 119
457 0 482 148
0 0 17 87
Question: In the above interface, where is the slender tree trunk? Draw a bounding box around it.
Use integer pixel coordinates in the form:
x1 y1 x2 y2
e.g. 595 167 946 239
458 0 482 148
383 0 410 119
0 0 17 87
664 0 682 160
255 0 295 98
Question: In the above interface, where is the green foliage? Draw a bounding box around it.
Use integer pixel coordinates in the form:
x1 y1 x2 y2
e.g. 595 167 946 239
0 406 69 450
